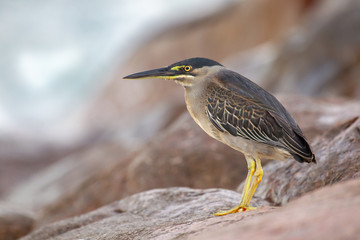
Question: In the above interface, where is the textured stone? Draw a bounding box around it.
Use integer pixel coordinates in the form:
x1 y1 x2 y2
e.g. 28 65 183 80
242 116 360 206
196 178 360 240
20 188 269 240
22 179 360 240
7 96 359 226
6 113 248 225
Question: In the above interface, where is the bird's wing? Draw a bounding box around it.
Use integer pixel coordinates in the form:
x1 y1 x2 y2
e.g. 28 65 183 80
205 71 315 162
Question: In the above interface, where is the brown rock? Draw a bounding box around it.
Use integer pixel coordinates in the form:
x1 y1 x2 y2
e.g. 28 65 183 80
7 96 359 226
21 178 360 240
242 116 360 206
5 143 133 225
0 137 85 198
0 202 34 240
276 95 360 140
6 113 248 225
263 0 360 99
20 188 269 240
91 0 312 140
125 113 248 193
196 178 360 240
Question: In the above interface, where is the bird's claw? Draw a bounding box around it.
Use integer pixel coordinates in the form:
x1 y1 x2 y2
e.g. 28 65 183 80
213 205 257 216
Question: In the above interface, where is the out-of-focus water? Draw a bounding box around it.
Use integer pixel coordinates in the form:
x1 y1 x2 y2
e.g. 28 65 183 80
0 0 236 141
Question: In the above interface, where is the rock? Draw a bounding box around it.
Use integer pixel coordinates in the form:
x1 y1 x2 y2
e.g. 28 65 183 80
262 0 360 99
195 178 360 240
91 0 313 145
276 95 360 140
0 202 35 240
6 113 248 225
124 113 248 194
20 188 269 240
22 178 360 240
241 116 360 205
7 96 359 226
5 143 134 225
0 137 84 198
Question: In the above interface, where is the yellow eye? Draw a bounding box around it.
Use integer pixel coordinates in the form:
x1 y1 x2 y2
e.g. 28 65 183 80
184 66 192 72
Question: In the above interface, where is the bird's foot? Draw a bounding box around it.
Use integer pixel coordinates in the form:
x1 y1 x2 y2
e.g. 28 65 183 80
213 205 257 216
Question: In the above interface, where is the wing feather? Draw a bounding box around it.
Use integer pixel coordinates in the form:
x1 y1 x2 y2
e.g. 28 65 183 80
205 70 315 163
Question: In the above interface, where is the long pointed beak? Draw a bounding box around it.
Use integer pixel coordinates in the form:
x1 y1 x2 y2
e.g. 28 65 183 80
123 67 177 80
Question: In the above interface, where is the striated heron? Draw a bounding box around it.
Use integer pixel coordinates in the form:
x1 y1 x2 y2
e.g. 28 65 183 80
124 57 316 216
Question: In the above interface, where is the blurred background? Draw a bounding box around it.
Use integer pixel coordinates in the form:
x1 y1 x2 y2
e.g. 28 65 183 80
1 0 360 232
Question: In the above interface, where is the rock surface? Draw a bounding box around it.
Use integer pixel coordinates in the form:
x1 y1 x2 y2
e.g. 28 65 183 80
6 113 248 226
276 95 360 140
6 96 360 226
0 202 34 240
245 116 360 205
262 0 360 99
196 178 360 240
22 178 360 240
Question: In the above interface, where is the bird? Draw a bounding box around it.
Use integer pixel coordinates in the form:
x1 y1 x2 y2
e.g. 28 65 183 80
124 57 316 216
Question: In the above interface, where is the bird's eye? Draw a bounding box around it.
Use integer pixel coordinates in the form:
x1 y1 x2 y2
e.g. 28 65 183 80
184 66 192 72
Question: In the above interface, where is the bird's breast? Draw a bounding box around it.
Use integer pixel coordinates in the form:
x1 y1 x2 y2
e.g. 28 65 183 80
184 88 222 140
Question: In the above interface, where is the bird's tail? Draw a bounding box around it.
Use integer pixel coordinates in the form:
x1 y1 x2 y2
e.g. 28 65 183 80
291 152 316 164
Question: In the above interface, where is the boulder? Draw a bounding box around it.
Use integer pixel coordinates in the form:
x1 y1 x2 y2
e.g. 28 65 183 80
196 178 360 240
91 0 313 144
22 178 360 240
5 143 134 225
262 0 360 99
6 96 359 226
243 116 360 205
20 188 269 240
0 202 34 240
6 113 247 225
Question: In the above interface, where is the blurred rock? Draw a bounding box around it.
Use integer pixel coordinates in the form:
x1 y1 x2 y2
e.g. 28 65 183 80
91 0 313 144
21 188 270 240
0 137 88 197
5 142 133 225
6 95 359 226
6 113 247 225
21 178 360 240
0 202 34 240
262 0 360 98
125 113 248 193
276 95 360 140
242 116 360 205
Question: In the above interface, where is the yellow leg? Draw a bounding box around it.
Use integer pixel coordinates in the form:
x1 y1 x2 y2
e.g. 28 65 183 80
214 156 256 216
244 157 263 207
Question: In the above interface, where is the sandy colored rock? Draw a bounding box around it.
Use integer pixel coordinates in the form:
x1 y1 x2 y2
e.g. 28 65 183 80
6 96 359 226
0 202 34 240
6 112 247 226
5 143 133 225
263 0 360 99
22 178 360 240
241 116 360 206
125 113 248 193
276 96 360 140
90 0 312 140
196 178 360 240
20 188 269 240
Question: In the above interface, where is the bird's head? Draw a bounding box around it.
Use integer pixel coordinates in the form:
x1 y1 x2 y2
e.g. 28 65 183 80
123 57 223 87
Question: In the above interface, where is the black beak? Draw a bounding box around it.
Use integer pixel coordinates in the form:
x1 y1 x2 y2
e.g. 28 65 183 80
123 67 177 80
